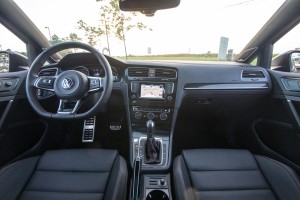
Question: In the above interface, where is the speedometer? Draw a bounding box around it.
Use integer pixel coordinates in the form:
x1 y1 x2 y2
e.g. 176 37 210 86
74 66 89 76
90 67 101 77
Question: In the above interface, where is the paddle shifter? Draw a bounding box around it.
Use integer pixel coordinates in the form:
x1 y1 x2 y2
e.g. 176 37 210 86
144 120 161 164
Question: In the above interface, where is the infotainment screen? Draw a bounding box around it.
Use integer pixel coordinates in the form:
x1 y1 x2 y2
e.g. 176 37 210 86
140 84 164 99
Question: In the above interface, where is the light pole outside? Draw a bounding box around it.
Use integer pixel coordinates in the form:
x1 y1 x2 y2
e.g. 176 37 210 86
45 26 51 41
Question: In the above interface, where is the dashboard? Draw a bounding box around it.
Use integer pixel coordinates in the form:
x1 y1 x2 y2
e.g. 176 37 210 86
38 53 272 118
38 52 272 98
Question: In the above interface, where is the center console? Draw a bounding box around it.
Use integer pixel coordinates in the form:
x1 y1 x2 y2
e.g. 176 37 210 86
126 67 177 200
126 67 177 169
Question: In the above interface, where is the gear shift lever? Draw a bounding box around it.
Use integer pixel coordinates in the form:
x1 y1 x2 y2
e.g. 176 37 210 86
147 120 155 138
144 120 161 164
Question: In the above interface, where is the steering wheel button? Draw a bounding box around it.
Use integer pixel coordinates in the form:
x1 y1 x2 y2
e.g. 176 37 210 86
5 81 13 87
38 78 55 89
89 78 100 89
91 80 98 85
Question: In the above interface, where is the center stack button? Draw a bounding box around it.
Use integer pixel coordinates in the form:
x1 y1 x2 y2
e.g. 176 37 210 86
147 112 155 120
160 113 168 120
135 112 142 119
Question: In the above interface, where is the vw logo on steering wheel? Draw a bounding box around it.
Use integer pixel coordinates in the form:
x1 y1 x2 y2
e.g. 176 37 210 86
61 78 74 89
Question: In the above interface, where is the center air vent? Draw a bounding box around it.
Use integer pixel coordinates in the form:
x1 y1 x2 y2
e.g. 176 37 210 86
39 68 58 76
155 69 177 78
242 70 265 78
128 67 149 77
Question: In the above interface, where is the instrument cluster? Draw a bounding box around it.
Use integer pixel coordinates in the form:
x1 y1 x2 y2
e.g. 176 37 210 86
74 65 119 81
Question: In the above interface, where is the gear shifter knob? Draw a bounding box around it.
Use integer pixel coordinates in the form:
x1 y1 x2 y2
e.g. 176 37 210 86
146 120 155 138
145 119 160 164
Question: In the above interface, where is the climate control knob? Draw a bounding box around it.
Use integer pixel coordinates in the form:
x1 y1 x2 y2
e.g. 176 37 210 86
160 113 168 120
135 112 142 119
147 112 155 120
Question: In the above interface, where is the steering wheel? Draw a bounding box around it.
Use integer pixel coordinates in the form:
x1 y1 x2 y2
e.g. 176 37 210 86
26 42 113 119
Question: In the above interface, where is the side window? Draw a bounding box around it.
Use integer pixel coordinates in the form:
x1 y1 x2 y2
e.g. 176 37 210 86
251 57 258 66
0 24 28 73
272 23 300 72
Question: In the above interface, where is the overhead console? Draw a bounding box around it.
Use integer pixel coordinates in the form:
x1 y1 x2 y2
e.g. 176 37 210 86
125 66 177 170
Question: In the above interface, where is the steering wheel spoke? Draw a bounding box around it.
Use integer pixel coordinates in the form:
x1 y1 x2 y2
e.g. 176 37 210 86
34 76 56 91
87 76 104 92
57 99 81 114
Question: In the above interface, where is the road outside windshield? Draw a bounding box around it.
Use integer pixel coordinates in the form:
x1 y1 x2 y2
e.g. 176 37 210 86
1 0 288 61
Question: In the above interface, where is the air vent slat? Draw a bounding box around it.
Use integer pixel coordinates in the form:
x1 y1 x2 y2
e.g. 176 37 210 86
242 70 265 78
128 67 148 77
155 69 176 78
39 68 57 76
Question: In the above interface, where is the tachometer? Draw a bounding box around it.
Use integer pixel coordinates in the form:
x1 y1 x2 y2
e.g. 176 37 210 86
100 67 119 79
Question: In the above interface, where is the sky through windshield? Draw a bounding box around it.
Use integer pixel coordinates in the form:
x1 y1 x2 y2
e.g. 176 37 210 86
1 0 288 57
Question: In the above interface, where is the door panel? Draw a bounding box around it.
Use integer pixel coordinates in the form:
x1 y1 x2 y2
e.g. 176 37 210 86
251 69 300 173
253 119 300 170
0 71 46 167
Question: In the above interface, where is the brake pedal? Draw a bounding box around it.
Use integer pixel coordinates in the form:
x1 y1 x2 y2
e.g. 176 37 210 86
82 116 96 142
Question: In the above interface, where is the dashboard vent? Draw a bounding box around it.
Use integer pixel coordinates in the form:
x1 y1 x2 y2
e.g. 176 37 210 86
155 69 177 78
242 70 265 78
39 68 57 76
128 67 149 77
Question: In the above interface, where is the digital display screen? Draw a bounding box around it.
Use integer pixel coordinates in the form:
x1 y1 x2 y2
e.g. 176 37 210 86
140 84 164 99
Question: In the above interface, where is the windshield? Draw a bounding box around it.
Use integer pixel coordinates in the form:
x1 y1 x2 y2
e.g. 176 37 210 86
4 0 286 61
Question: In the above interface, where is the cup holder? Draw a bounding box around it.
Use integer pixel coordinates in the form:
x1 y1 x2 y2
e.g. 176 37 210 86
146 190 169 200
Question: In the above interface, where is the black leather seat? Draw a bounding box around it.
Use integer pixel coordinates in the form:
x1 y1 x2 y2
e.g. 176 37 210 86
0 149 127 200
173 149 300 200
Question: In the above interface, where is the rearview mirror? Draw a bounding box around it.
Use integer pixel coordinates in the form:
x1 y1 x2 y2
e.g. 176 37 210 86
119 0 180 14
271 50 300 72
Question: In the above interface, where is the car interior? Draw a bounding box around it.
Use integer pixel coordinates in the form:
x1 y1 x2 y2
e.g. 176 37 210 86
0 0 300 199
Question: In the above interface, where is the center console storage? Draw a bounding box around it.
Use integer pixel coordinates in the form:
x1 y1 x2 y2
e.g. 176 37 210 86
142 174 172 200
131 158 172 200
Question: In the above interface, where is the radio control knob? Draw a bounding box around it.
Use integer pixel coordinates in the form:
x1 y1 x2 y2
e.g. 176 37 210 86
147 112 155 120
167 96 173 101
160 113 168 120
135 112 142 119
131 94 137 99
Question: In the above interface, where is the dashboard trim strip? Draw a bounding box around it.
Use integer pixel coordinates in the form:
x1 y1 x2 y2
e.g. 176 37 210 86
184 83 269 90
